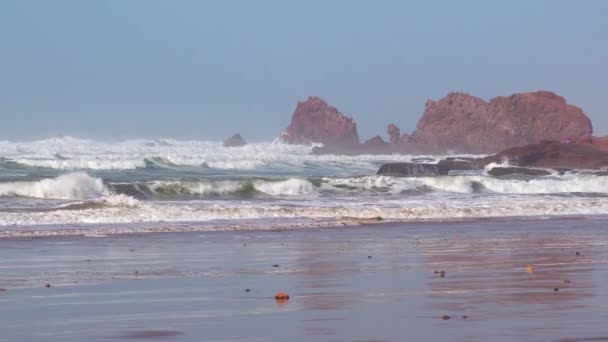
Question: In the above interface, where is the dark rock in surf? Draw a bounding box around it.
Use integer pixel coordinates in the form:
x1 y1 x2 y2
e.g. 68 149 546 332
487 167 552 177
478 141 608 170
411 157 435 163
223 133 247 147
376 163 444 177
436 158 480 173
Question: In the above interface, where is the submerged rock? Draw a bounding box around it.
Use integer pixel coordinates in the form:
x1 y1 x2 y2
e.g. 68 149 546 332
376 163 444 177
487 167 552 177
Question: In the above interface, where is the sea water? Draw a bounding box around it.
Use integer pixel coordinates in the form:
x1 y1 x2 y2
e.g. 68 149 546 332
1 136 608 236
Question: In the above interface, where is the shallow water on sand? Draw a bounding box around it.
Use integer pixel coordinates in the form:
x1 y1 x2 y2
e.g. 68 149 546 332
1 217 608 341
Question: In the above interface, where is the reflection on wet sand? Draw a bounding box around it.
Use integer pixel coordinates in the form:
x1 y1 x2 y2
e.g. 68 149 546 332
2 219 608 341
294 240 360 311
293 239 361 337
421 233 596 316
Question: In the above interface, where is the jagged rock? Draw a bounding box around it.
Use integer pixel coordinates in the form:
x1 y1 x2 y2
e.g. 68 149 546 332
409 91 593 153
278 96 359 147
399 133 411 145
360 136 389 153
223 133 247 147
387 123 400 145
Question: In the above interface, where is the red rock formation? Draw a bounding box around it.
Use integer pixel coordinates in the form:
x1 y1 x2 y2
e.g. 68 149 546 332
387 123 400 145
479 141 608 170
360 136 389 154
223 133 247 147
378 142 608 175
409 91 593 154
278 96 359 147
589 136 608 149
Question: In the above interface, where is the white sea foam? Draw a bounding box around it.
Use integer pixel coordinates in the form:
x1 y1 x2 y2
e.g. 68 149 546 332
253 178 316 196
146 178 317 196
0 172 109 200
3 137 608 233
0 136 468 171
1 195 607 228
416 174 608 194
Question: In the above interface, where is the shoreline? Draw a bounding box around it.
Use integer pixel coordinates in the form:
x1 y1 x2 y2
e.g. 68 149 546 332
2 213 608 240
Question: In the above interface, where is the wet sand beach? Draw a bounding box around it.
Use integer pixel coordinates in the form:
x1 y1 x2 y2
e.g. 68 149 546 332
1 217 608 341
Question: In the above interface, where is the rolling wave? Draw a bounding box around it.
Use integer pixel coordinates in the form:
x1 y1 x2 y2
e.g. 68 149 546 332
2 172 608 204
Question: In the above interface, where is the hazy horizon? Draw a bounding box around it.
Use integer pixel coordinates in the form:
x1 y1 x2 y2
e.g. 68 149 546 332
1 0 607 141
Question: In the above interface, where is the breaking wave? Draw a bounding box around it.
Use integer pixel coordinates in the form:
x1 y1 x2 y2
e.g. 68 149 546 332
4 173 608 203
416 174 608 194
3 136 608 233
0 172 109 200
0 136 452 171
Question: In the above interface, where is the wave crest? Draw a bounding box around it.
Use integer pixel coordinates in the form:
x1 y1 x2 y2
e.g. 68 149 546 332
0 172 109 200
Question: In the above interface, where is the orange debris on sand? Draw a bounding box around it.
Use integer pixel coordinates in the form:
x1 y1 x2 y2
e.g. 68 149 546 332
525 265 534 274
274 292 290 300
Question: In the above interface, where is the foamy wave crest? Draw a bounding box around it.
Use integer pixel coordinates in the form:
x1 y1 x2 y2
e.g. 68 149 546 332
0 172 109 199
254 178 316 196
416 174 608 194
146 178 317 197
322 176 419 194
2 195 608 229
0 136 473 171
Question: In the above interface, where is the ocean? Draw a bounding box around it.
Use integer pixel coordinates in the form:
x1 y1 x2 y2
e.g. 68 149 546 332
1 136 608 237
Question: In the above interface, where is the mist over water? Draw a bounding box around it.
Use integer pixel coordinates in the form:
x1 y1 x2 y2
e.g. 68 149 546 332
2 136 608 236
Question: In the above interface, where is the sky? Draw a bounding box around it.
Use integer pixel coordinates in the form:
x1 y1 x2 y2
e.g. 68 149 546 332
0 0 607 141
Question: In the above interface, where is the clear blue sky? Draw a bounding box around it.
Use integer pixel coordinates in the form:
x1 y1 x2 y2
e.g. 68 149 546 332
1 0 606 141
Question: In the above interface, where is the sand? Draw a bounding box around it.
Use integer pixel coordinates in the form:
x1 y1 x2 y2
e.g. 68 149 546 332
1 217 608 341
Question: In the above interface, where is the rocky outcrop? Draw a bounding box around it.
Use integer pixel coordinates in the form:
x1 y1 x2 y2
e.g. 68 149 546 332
223 133 247 147
387 124 400 145
358 136 390 154
479 141 608 170
312 136 388 155
409 91 593 153
377 142 608 177
589 136 608 149
377 163 445 177
278 91 594 155
278 96 359 147
486 167 552 177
